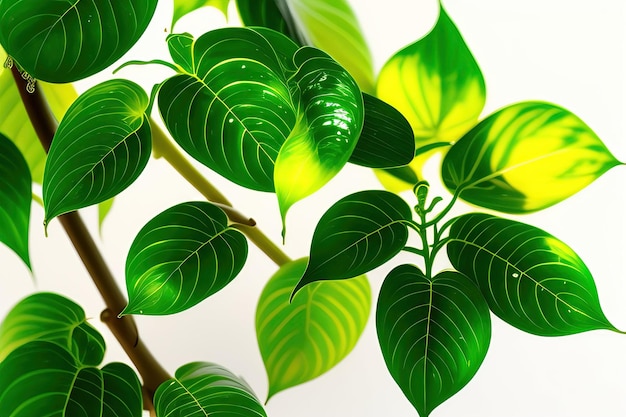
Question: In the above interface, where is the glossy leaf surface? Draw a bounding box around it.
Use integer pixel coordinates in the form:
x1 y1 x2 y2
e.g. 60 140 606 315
442 102 620 213
0 0 158 82
172 0 229 29
0 48 78 183
377 265 491 417
447 213 617 335
158 28 363 226
123 202 247 315
257 258 370 400
0 292 105 365
0 341 142 417
377 4 485 149
155 362 266 417
292 190 412 296
349 93 415 169
43 79 151 225
0 133 31 268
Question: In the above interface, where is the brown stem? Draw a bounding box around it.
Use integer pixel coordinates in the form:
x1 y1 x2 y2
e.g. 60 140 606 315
10 66 171 399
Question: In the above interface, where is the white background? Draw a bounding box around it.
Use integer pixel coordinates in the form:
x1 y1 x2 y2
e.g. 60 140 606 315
1 1 625 416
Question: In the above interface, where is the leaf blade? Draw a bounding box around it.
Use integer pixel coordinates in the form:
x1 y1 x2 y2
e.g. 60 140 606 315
441 101 620 213
376 265 491 417
172 0 230 29
256 258 371 400
123 201 248 315
447 213 617 335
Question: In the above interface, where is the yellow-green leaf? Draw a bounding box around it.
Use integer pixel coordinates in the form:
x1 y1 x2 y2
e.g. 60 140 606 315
441 101 621 213
172 0 230 30
257 258 371 401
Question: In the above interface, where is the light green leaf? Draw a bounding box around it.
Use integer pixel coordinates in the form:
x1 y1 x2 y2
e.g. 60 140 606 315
158 28 363 231
0 133 31 269
348 93 415 169
376 265 491 417
292 190 412 297
43 79 151 227
123 201 248 316
377 4 485 147
441 101 621 213
172 0 230 30
0 292 105 366
0 0 158 82
257 258 370 401
447 213 618 335
98 198 115 233
0 341 142 417
0 49 78 183
154 362 266 417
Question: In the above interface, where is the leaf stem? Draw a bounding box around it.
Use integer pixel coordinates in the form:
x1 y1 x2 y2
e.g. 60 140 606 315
150 120 292 266
11 66 171 401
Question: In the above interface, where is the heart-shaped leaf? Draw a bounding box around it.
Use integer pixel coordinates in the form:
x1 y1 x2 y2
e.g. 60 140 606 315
158 28 363 231
172 0 230 30
0 292 105 366
123 201 248 316
0 341 142 417
235 0 375 93
0 133 31 269
292 190 412 297
376 265 491 417
0 47 78 183
377 3 485 151
43 79 151 227
447 213 618 335
441 102 621 213
0 0 158 82
154 362 266 417
257 258 370 400
348 93 415 169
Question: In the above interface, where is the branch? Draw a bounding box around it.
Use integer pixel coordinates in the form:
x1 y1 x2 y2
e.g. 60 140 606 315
10 66 171 399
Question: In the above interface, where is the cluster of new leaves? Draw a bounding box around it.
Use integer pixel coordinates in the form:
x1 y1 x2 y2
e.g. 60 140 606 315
0 0 623 416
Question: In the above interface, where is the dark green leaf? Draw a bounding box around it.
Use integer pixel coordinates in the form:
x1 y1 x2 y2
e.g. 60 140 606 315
349 93 415 169
0 0 158 82
377 4 485 149
447 213 618 335
154 362 266 417
123 201 248 316
292 190 412 296
172 0 230 30
0 341 142 417
0 133 31 269
0 292 105 366
235 0 298 42
43 79 151 227
376 265 491 417
441 101 620 213
158 28 363 229
256 258 370 401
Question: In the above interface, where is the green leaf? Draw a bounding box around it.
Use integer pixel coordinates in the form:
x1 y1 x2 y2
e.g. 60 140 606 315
0 49 78 184
256 258 370 401
98 197 115 233
123 201 248 316
376 265 491 417
377 4 485 148
172 0 230 30
0 341 142 417
441 101 620 213
447 213 618 335
0 133 31 269
0 292 105 366
348 93 415 169
235 0 298 42
154 362 266 417
158 28 363 230
0 0 158 82
43 79 151 226
292 190 412 296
